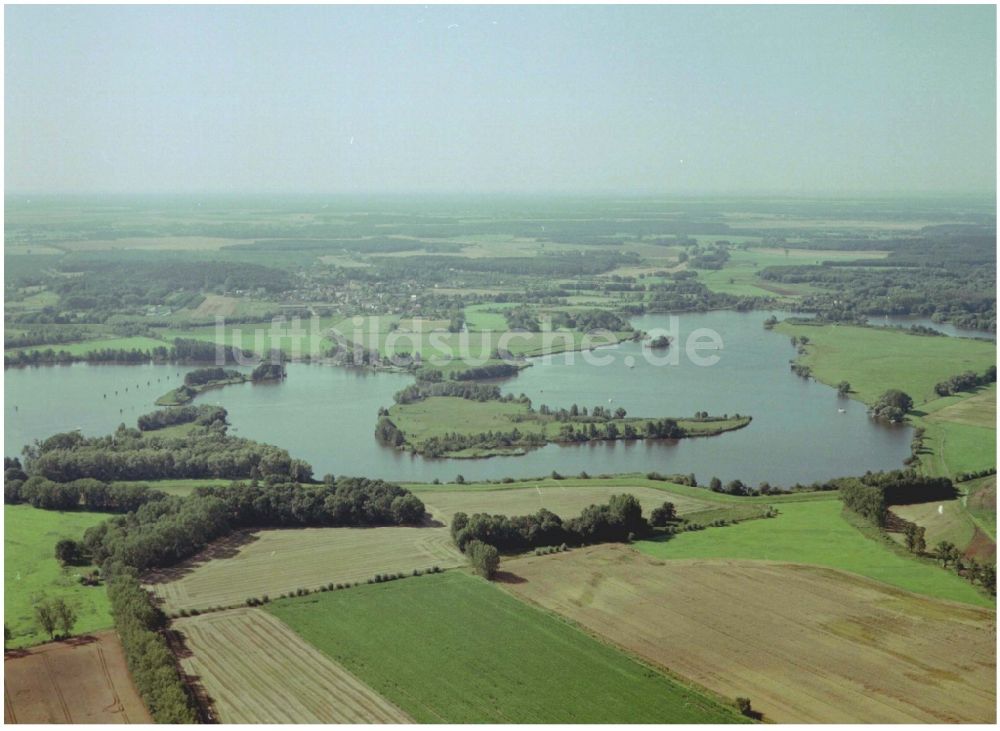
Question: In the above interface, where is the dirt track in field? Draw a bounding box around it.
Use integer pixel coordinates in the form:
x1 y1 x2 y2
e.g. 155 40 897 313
4 631 151 724
502 545 997 724
145 525 464 612
172 608 412 723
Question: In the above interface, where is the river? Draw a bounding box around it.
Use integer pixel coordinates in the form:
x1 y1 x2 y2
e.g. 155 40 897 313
5 310 914 486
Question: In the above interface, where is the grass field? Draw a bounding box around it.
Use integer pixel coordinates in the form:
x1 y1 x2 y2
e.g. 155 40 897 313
145 525 464 613
267 570 745 723
774 321 996 405
5 505 113 648
890 499 993 562
388 396 749 455
172 609 411 723
412 482 714 525
407 475 844 505
5 336 167 357
635 499 991 606
503 545 996 723
966 476 997 540
919 385 997 478
112 479 231 497
3 631 152 724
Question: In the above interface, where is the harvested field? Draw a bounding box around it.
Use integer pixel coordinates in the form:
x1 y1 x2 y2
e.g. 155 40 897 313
413 483 711 525
172 609 411 723
503 545 997 724
146 525 463 612
4 631 151 724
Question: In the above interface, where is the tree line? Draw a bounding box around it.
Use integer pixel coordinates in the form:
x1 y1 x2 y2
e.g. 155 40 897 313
450 493 648 554
22 423 313 483
81 478 426 574
934 366 996 397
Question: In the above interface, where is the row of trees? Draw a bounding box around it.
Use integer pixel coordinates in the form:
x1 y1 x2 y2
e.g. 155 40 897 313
933 366 996 397
451 494 648 554
107 568 198 722
5 476 166 513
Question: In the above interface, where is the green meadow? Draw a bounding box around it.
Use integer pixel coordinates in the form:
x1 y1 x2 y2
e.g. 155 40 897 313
4 505 113 647
268 571 745 723
636 499 991 607
774 322 996 405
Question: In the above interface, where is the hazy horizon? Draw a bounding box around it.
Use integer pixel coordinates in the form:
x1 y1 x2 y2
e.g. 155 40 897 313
6 5 997 197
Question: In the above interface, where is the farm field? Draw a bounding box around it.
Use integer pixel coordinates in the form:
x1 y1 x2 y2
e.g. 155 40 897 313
145 525 463 613
502 545 995 723
775 321 996 405
412 482 712 525
635 499 992 606
267 570 745 723
3 631 152 724
171 609 411 723
4 505 112 648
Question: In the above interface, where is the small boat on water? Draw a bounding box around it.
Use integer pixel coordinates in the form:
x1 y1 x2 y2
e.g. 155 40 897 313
837 408 846 413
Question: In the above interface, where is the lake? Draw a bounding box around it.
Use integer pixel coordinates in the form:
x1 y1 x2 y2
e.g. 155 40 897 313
4 310 913 486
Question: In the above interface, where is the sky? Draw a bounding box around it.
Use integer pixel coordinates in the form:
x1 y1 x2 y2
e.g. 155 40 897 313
5 4 996 196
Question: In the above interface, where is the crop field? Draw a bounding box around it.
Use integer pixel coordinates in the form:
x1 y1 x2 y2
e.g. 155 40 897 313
412 482 712 525
774 322 996 405
267 570 744 723
145 525 463 612
171 609 411 723
635 499 991 606
5 505 112 648
919 386 997 478
502 545 996 723
3 631 152 723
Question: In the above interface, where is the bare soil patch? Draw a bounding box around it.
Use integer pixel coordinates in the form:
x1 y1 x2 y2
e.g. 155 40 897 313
4 631 151 724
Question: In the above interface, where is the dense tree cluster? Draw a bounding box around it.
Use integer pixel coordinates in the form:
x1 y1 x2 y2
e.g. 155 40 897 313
137 404 227 432
184 367 243 387
870 389 914 421
22 424 313 483
251 362 286 381
52 260 296 320
449 362 522 381
760 234 996 331
392 381 507 405
840 470 956 527
451 494 647 553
